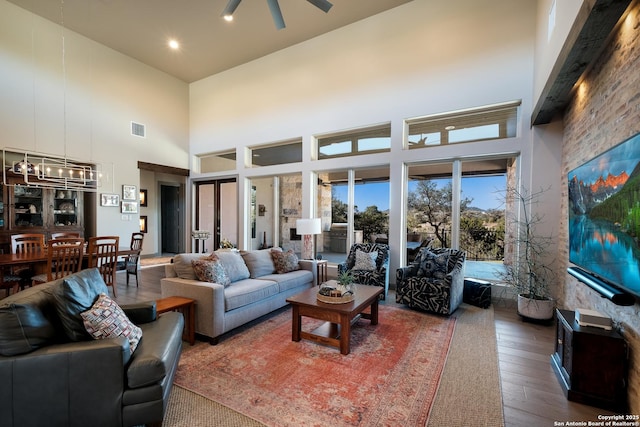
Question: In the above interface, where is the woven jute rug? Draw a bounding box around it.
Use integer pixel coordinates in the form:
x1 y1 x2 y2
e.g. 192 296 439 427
427 304 504 427
163 303 503 427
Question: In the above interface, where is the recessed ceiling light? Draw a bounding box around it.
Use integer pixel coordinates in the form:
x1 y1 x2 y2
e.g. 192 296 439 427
168 39 180 50
445 125 456 131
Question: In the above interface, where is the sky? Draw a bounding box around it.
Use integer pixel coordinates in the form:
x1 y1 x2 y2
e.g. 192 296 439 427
333 175 506 212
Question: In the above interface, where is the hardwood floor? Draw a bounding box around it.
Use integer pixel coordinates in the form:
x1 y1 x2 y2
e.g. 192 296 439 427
494 302 616 426
115 266 616 426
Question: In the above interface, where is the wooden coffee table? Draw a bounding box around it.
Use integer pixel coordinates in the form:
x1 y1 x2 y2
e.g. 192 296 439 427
286 284 383 355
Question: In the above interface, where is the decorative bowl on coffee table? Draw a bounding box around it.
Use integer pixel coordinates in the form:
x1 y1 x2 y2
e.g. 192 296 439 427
317 280 355 304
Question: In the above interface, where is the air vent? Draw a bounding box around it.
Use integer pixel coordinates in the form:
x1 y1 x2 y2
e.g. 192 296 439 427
131 121 146 138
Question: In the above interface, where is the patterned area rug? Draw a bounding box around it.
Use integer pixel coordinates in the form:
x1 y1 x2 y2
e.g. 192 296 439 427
174 305 456 427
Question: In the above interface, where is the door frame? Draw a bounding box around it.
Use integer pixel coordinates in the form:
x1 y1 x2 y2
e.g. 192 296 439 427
194 178 237 251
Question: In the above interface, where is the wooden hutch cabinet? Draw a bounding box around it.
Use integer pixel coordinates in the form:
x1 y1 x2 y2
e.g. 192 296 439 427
0 178 84 253
551 309 628 412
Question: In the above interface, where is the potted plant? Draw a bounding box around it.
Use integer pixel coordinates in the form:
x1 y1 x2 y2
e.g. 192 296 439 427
219 238 236 250
336 270 354 295
498 185 556 320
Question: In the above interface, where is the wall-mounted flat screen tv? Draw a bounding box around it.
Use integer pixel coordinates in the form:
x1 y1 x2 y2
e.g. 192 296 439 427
568 132 640 300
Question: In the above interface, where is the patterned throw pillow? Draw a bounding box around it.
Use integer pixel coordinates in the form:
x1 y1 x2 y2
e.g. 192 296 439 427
81 293 143 353
354 250 378 271
270 249 300 274
417 250 450 279
192 258 232 286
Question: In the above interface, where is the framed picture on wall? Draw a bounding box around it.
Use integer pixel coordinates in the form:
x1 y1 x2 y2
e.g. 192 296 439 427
121 201 138 214
139 189 148 207
123 185 137 201
100 193 120 207
140 215 148 233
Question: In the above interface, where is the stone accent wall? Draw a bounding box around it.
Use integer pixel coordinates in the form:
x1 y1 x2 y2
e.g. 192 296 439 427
279 175 302 252
503 157 518 268
277 174 328 254
317 173 331 252
561 3 640 412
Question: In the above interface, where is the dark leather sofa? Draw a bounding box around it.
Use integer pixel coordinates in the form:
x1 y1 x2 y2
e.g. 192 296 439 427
0 268 183 427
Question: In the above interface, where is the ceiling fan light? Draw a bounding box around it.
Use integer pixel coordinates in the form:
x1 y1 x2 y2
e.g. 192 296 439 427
221 0 242 19
306 0 333 13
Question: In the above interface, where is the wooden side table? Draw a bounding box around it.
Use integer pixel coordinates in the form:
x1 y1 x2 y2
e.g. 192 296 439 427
316 259 328 285
156 296 196 345
551 309 627 411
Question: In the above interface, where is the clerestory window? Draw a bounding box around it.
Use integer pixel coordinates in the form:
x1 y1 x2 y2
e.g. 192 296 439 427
316 124 391 160
406 101 520 149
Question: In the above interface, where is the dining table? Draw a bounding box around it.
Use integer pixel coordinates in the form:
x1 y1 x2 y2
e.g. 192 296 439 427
0 246 139 293
0 247 138 267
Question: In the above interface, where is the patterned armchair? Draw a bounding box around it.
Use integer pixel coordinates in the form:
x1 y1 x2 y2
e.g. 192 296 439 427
337 243 390 300
396 247 466 315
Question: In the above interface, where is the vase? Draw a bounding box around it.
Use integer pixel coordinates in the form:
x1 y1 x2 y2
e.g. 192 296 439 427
517 294 554 320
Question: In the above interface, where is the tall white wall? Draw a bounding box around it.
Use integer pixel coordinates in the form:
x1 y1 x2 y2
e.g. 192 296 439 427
191 0 537 153
0 0 189 245
189 0 542 276
533 0 584 105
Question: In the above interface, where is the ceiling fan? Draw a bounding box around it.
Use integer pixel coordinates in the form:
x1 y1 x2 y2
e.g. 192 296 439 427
408 134 428 145
222 0 333 30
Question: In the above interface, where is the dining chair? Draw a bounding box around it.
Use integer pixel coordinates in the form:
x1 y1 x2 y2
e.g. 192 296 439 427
124 232 144 287
88 236 120 298
31 237 85 285
0 269 22 297
51 232 81 239
11 233 45 254
9 233 46 291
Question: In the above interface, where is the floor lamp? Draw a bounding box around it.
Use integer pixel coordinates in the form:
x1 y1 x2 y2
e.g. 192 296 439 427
296 218 321 260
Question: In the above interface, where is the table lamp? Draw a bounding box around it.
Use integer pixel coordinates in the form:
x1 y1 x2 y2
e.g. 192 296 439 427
296 218 321 260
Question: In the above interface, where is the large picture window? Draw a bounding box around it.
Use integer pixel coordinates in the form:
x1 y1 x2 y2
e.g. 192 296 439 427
249 173 303 252
406 157 512 280
316 166 389 263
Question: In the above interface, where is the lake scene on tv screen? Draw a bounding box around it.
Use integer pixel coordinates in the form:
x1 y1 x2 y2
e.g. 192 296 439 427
568 132 640 297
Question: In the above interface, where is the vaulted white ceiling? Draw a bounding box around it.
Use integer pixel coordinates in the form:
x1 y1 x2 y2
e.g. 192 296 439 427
8 0 412 83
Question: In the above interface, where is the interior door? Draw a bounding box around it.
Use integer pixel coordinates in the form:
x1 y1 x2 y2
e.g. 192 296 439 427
161 185 181 254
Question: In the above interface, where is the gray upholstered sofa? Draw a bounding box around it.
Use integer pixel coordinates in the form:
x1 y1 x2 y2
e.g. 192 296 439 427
0 268 184 427
161 249 315 344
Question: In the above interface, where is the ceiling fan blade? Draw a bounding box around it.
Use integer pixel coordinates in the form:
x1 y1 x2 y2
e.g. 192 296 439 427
306 0 333 13
266 0 285 29
221 0 242 17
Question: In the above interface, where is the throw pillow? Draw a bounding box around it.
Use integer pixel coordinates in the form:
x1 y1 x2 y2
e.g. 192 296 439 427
53 268 109 341
354 249 378 271
172 253 208 280
417 250 450 279
192 258 231 286
81 293 143 353
215 250 251 282
0 304 56 356
240 248 279 278
270 249 300 274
